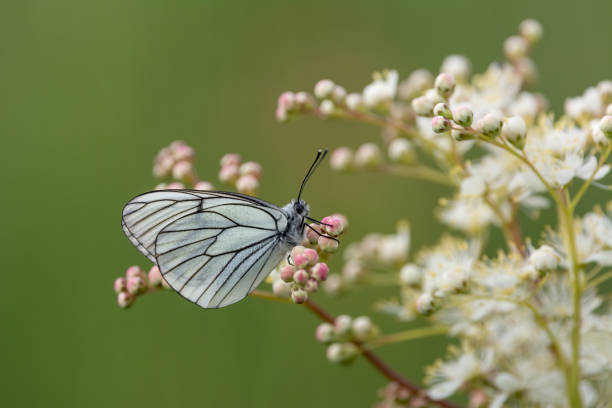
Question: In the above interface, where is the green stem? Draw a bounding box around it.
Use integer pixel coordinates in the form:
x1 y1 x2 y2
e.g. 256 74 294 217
557 191 584 408
366 326 449 349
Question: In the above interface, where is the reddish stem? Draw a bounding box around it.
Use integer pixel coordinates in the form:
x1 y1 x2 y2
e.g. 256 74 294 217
304 299 462 408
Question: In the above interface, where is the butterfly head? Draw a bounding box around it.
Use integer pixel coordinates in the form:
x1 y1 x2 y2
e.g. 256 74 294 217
292 199 310 218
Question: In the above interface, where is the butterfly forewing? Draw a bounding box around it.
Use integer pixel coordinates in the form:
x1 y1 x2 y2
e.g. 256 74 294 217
122 190 291 308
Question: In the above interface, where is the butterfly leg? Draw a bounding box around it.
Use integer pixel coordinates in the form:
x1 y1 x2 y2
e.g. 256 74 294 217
305 222 340 243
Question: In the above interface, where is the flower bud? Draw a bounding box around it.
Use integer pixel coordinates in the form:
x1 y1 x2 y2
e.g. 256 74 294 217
293 269 310 285
220 153 241 167
290 245 305 259
305 223 322 244
127 276 146 295
126 266 144 279
352 316 377 342
321 216 344 236
272 280 291 298
219 164 240 184
114 277 127 293
388 138 415 164
504 36 528 61
334 314 353 336
412 95 434 117
529 245 560 271
329 147 353 171
292 254 309 269
432 116 451 134
606 104 612 116
326 343 358 364
502 116 527 149
319 100 335 117
440 55 471 83
194 181 214 191
171 142 195 162
305 278 319 292
277 91 295 111
236 175 259 194
354 143 382 168
600 115 612 139
398 69 434 100
331 213 349 231
280 265 295 282
172 161 194 182
345 93 363 110
315 322 335 343
294 91 314 109
399 264 421 286
117 291 134 308
332 85 347 103
275 106 288 122
148 265 162 286
166 182 185 190
452 129 474 141
303 248 319 264
311 262 329 281
291 287 308 304
318 236 339 253
314 79 335 99
475 112 503 138
161 277 171 289
453 106 473 127
239 161 262 178
599 81 612 106
518 19 543 45
434 73 456 99
416 292 435 314
433 102 453 119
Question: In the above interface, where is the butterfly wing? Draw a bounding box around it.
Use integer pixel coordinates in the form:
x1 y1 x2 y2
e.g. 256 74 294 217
122 190 290 308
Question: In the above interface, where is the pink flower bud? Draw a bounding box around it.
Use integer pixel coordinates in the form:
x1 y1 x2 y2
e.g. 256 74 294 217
290 246 306 259
275 106 288 122
314 79 335 99
171 142 195 162
329 147 353 171
280 265 295 282
315 322 335 343
148 265 162 286
334 315 352 336
302 248 319 265
194 181 214 191
125 266 144 279
318 236 339 253
172 160 194 181
239 161 262 178
236 175 259 194
311 262 329 281
161 277 171 289
277 91 295 110
166 182 185 190
294 91 314 108
416 293 435 314
305 223 322 244
305 278 318 292
331 213 348 231
292 254 309 268
291 287 308 304
219 164 240 184
293 269 309 285
321 216 344 236
114 277 127 293
272 280 291 298
117 291 133 308
220 153 241 167
127 276 146 295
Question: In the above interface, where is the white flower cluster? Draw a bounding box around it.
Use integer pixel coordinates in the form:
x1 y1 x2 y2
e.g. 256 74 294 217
279 18 612 407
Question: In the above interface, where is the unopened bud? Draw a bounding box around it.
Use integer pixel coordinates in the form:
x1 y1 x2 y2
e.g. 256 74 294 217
114 277 127 293
291 287 308 304
502 116 527 149
330 147 353 171
354 143 382 168
316 322 335 343
453 106 473 127
334 315 353 336
148 265 163 286
434 73 456 99
280 265 295 282
600 115 612 139
318 236 339 253
529 245 560 271
432 116 451 134
416 292 435 315
518 19 543 45
399 264 421 286
475 112 503 138
440 55 471 83
293 269 310 285
388 138 415 164
504 36 528 61
433 102 453 119
311 262 329 281
117 291 134 308
314 79 335 99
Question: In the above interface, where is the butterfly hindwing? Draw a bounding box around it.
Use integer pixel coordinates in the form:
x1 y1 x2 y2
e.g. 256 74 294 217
122 190 291 308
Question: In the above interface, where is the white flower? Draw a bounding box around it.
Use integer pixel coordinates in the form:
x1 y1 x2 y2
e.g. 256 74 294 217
427 353 478 399
565 86 604 119
459 176 486 198
362 70 398 107
529 244 560 270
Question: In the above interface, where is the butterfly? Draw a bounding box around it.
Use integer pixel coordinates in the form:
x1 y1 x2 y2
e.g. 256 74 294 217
121 149 335 309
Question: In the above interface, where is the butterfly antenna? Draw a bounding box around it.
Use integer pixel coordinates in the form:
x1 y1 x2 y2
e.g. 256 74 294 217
297 148 328 201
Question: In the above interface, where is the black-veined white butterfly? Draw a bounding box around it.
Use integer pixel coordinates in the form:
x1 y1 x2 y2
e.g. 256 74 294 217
122 149 334 309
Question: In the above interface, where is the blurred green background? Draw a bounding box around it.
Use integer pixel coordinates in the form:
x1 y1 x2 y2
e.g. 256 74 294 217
3 1 612 407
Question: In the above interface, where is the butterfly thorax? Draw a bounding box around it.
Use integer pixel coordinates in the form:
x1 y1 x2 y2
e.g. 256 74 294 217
281 199 309 247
